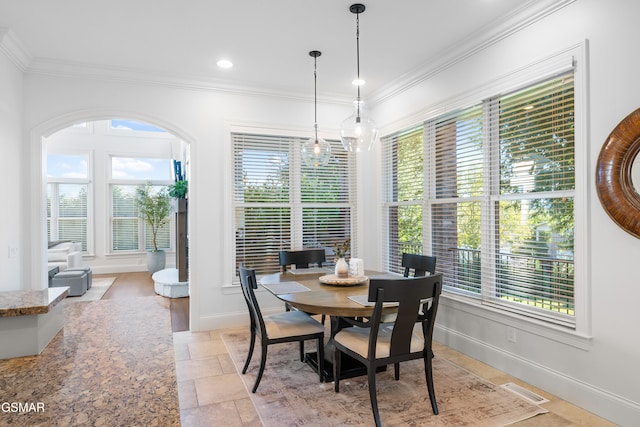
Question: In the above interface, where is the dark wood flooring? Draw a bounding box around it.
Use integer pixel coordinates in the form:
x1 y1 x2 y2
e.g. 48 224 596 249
96 271 190 332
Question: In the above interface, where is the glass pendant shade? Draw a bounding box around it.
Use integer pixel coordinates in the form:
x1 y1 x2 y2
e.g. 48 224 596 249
302 125 331 168
302 50 331 168
340 101 378 152
341 3 377 152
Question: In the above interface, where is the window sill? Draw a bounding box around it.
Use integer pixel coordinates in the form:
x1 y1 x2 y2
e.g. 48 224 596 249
105 250 175 257
440 292 593 351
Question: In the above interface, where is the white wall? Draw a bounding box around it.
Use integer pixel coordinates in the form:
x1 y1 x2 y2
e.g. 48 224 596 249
368 1 639 425
0 49 23 291
7 0 639 424
21 73 351 329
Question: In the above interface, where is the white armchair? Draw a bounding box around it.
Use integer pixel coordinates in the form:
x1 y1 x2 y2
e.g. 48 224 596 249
48 241 83 271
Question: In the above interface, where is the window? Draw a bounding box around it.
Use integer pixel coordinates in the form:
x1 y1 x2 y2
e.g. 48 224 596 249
110 119 168 133
109 156 173 252
47 154 90 251
382 71 576 327
381 126 424 273
232 132 355 276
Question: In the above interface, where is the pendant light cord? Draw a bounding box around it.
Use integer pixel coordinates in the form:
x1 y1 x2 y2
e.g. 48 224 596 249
314 54 318 142
355 11 361 118
312 53 319 143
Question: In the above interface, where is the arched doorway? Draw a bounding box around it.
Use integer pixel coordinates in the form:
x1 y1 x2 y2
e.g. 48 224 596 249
33 112 194 330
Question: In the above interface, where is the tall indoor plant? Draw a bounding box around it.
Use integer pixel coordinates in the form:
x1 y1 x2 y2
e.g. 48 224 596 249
135 182 172 274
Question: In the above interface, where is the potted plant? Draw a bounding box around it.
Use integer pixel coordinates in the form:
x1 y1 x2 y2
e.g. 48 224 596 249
135 182 172 274
333 237 351 278
168 179 188 199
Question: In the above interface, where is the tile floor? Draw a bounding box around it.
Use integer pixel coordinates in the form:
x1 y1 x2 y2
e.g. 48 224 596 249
173 328 616 427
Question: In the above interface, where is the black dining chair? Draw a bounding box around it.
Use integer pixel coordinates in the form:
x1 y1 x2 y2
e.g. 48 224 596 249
279 248 328 323
278 249 326 272
402 253 436 277
238 266 325 392
333 274 443 427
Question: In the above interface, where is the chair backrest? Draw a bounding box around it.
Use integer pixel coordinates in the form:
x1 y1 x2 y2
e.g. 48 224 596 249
279 249 326 272
238 266 267 338
402 253 436 277
367 274 443 359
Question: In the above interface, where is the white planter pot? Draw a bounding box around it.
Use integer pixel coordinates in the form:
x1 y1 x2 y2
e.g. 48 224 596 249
335 257 349 278
146 250 166 274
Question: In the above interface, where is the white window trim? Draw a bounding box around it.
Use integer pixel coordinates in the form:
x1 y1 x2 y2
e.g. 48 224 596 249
223 122 354 288
380 41 590 338
46 149 95 256
106 152 175 255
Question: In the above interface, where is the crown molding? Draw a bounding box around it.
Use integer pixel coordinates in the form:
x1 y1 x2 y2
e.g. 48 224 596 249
25 56 351 106
2 0 574 107
0 28 32 71
369 0 576 105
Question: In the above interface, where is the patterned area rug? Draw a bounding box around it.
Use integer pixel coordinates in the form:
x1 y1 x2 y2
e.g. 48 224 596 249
61 277 116 303
0 296 180 426
222 330 547 426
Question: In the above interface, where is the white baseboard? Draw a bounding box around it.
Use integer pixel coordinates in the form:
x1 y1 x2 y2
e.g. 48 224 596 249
434 325 640 426
196 306 284 332
88 263 176 275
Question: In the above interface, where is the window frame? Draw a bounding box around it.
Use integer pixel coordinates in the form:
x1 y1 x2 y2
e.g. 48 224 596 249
380 44 589 337
46 150 93 255
227 126 357 284
107 153 174 254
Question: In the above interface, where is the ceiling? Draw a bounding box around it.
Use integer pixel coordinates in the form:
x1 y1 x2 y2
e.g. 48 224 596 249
0 0 556 102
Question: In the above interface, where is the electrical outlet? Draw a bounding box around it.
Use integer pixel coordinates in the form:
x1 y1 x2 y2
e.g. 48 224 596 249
8 246 18 259
507 326 517 343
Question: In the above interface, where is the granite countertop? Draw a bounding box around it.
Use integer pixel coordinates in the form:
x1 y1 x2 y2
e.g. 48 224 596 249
0 287 69 317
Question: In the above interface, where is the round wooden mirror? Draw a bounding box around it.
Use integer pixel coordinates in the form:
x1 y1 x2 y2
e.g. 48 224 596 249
596 107 640 238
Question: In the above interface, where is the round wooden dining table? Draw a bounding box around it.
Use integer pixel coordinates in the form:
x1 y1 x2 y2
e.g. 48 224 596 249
259 270 400 317
259 270 398 381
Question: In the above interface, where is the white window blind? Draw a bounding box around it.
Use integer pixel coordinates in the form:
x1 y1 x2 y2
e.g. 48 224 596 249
431 104 484 296
46 153 90 252
47 183 89 251
233 132 355 276
111 184 171 252
382 71 576 327
109 154 172 253
490 73 575 325
381 126 424 274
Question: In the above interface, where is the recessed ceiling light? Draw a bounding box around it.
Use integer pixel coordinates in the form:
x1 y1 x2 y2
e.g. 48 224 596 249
217 59 233 69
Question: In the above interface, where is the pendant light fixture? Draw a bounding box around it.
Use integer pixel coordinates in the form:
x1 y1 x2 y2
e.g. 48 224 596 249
301 50 331 168
340 3 378 152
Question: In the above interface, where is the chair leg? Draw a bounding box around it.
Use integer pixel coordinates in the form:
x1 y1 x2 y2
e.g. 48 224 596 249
299 341 305 362
367 367 382 427
394 362 400 380
423 351 439 415
252 343 268 393
317 336 324 382
242 329 256 374
333 348 341 392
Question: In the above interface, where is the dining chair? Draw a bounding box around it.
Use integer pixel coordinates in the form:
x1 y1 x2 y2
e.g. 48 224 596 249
333 274 443 427
402 253 436 277
279 248 328 323
278 249 326 272
238 266 325 392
